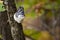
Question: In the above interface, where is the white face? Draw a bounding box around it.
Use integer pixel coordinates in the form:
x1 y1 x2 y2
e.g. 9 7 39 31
14 14 24 23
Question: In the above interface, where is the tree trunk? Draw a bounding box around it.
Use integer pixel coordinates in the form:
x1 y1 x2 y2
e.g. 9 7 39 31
6 0 25 40
0 11 13 40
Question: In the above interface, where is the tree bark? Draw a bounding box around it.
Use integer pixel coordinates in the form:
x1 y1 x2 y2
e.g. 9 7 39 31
6 0 25 40
0 11 13 40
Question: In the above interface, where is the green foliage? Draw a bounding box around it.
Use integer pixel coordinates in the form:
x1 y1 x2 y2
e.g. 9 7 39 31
25 11 36 18
31 32 41 40
0 34 2 39
24 29 41 40
0 3 5 11
24 29 36 35
57 0 60 4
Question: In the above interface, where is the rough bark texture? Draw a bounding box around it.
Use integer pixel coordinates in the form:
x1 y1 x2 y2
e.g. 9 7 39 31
0 11 13 40
6 0 25 40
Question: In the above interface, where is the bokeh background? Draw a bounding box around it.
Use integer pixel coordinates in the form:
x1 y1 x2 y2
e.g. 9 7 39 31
0 0 60 40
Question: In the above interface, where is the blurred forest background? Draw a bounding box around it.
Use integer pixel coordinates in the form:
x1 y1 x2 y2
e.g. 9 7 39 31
0 0 60 40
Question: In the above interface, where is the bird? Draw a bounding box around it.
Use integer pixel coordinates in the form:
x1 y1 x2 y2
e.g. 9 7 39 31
14 6 25 23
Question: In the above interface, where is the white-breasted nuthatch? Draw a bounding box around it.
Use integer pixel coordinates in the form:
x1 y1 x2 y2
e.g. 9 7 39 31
14 6 25 23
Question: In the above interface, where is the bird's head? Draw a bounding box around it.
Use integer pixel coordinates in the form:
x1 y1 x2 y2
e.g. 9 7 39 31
17 6 24 15
14 6 25 23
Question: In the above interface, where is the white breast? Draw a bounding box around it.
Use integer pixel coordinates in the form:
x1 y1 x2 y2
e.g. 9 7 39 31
14 13 24 23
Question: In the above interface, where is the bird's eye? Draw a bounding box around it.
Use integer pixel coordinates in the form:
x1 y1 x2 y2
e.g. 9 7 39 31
18 7 24 12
